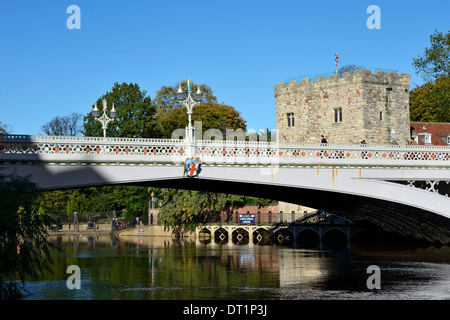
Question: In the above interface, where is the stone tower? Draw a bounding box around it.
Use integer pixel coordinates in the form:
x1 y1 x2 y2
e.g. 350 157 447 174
274 69 411 144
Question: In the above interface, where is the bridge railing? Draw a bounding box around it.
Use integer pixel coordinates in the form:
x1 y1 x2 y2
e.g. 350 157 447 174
0 134 187 164
1 135 449 167
198 210 341 225
196 139 450 167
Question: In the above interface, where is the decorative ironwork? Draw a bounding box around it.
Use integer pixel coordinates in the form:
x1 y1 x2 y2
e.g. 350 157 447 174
406 180 450 197
92 99 116 138
1 135 450 168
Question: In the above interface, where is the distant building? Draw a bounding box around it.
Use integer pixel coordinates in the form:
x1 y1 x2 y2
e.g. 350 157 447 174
410 122 450 146
274 69 411 144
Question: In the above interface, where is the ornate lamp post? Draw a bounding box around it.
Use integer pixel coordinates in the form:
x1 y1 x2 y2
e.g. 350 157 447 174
177 79 203 143
92 99 116 137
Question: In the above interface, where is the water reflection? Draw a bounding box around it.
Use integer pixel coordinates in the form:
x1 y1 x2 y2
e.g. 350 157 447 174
19 235 450 300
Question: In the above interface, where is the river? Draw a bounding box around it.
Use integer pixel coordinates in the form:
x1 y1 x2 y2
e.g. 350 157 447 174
18 234 450 300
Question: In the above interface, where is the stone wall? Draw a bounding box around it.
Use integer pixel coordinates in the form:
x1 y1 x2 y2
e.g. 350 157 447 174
274 69 411 144
118 225 196 238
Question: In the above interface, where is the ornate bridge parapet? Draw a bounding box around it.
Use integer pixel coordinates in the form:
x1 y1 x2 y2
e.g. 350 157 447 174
0 135 187 164
1 134 450 168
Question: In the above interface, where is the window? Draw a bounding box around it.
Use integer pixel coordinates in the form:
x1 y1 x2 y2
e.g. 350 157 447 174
418 133 431 144
287 113 295 127
334 108 342 123
447 136 450 145
379 111 383 121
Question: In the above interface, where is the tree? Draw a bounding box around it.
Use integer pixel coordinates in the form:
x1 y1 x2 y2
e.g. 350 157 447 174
0 172 55 300
337 64 359 76
410 30 450 122
153 80 218 118
41 113 83 136
413 29 450 82
0 121 12 134
409 75 450 122
158 102 247 139
157 189 240 228
44 186 150 223
156 188 276 228
83 82 158 138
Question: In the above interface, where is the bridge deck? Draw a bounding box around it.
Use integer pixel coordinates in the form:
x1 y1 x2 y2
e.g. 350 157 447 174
1 134 450 168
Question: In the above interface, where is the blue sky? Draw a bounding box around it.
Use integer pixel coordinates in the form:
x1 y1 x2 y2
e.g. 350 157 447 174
1 0 449 135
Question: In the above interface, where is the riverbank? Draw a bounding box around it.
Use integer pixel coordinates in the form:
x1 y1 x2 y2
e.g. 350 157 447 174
116 225 195 238
48 224 196 238
47 222 110 235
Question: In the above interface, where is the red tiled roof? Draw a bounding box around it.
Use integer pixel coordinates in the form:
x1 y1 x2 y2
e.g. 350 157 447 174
410 122 450 146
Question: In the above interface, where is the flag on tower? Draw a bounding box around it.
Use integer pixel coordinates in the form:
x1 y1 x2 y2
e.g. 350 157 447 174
335 53 339 74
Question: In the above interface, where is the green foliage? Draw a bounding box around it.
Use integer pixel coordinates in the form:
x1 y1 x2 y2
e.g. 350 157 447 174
410 30 450 122
83 82 158 138
157 189 235 227
410 75 450 122
413 29 450 82
41 186 150 222
0 121 12 134
158 101 247 138
157 189 275 228
0 172 55 300
153 80 218 118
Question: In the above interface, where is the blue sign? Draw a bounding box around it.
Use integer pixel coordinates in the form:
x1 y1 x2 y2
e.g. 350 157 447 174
239 214 255 225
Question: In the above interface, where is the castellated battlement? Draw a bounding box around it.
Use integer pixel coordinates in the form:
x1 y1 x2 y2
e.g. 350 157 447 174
275 69 411 97
275 69 411 144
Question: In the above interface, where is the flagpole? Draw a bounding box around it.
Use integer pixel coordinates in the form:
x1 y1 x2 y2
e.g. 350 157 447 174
335 53 339 75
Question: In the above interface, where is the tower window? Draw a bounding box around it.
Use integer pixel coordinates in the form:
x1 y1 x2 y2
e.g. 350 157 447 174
334 108 342 123
380 111 383 120
287 113 295 127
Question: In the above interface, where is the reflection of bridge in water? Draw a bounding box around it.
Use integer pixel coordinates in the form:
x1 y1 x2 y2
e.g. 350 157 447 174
196 212 366 248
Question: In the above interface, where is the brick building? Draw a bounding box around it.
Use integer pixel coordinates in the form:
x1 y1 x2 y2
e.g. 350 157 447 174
410 122 450 146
